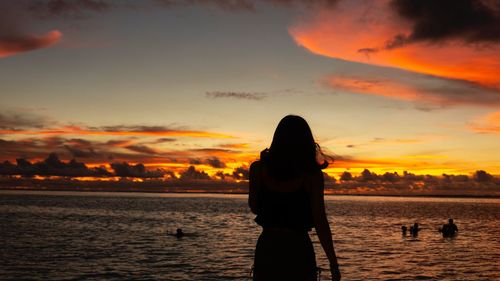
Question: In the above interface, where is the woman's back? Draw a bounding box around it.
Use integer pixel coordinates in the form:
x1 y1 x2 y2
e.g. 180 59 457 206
253 161 314 231
249 115 341 281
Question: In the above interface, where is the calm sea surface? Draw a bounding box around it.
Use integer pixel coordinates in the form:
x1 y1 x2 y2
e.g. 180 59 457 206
0 190 499 281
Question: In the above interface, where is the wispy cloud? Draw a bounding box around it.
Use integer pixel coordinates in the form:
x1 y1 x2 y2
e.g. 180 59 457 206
206 91 266 101
218 143 250 149
155 0 255 11
27 0 111 19
0 125 234 138
155 0 341 11
346 137 427 149
469 111 500 134
324 74 500 108
0 110 50 129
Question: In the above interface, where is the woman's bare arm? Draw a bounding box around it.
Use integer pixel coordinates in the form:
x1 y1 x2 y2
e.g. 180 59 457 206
248 161 261 214
308 171 340 280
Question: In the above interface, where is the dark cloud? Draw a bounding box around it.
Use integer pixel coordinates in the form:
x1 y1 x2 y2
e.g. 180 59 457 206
27 0 111 19
0 136 166 164
66 138 93 146
189 157 226 168
339 171 353 181
154 138 177 143
388 0 500 47
155 0 255 11
265 0 340 8
232 166 249 180
125 144 158 155
110 162 165 178
0 118 231 138
0 138 55 160
156 0 340 11
98 125 177 132
0 111 49 130
63 138 99 158
357 47 379 57
206 91 266 101
180 166 211 180
0 153 110 177
189 158 203 165
64 145 99 158
206 157 226 168
146 0 341 13
473 170 493 182
327 169 499 196
106 139 132 146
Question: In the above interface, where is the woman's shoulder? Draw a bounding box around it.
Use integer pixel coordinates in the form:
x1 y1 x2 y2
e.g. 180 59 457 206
250 160 262 171
249 160 263 180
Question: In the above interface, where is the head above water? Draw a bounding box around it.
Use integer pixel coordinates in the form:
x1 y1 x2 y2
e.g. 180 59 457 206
262 115 328 180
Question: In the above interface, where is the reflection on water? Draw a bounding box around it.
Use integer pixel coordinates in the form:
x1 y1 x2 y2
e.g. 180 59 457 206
0 191 499 280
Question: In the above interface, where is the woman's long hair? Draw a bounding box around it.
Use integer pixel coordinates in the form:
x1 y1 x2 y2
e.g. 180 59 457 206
261 115 329 180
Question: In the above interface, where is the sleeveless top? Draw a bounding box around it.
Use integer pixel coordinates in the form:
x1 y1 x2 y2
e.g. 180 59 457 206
254 174 314 231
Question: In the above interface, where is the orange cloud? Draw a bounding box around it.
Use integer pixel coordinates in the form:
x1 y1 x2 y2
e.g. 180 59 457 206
469 111 500 133
0 30 62 58
327 76 423 101
324 75 500 107
0 125 233 139
218 143 250 149
289 0 500 89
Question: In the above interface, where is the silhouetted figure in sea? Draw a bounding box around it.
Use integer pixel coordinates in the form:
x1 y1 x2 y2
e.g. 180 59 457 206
410 223 420 237
439 218 458 238
167 228 186 238
401 225 408 236
249 115 341 281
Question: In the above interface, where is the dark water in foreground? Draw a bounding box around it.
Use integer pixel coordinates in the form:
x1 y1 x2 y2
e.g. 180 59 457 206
0 190 499 281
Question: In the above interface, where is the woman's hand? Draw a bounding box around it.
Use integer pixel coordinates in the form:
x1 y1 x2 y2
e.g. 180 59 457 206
330 263 341 281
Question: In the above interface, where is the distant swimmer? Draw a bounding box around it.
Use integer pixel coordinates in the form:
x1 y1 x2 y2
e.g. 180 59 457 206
167 228 185 238
409 223 420 237
439 218 458 238
401 225 408 236
167 228 197 238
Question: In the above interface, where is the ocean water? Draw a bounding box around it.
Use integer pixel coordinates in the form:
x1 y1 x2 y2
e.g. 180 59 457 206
0 190 499 281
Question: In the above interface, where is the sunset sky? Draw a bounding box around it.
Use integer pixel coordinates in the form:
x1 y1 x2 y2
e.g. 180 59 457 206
1 0 499 180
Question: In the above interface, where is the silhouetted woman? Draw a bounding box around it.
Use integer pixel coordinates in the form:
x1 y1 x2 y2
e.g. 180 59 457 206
249 115 341 281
